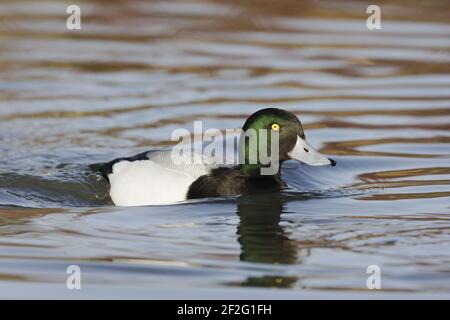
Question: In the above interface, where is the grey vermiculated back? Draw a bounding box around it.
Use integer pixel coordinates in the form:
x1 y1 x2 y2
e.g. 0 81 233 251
145 150 219 179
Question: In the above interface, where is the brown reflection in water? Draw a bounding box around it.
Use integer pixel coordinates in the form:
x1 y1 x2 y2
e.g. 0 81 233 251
0 207 62 228
358 191 450 201
354 179 450 190
359 167 450 180
306 119 450 132
322 136 450 159
353 167 450 201
3 105 448 151
4 106 449 122
304 109 450 118
8 105 446 149
0 207 66 244
215 0 450 22
0 273 29 282
344 214 450 222
236 194 302 288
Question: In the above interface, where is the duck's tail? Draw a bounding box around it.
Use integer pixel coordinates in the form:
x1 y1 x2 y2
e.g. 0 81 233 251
88 162 111 181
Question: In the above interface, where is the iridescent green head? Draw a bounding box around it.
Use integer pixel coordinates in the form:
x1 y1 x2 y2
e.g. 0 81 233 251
239 108 335 176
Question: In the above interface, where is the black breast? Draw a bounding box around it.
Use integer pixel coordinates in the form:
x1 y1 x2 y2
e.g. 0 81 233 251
186 167 286 199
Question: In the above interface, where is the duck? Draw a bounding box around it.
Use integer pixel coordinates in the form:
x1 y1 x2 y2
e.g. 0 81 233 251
95 108 336 206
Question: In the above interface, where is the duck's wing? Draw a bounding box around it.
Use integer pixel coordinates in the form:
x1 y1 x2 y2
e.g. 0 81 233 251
142 149 218 179
93 149 218 182
93 150 220 206
92 151 149 181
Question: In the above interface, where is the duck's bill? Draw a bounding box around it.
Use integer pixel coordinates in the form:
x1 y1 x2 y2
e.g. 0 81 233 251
288 136 336 166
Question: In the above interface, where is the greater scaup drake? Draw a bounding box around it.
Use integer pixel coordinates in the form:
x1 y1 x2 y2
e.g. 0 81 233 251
96 108 335 206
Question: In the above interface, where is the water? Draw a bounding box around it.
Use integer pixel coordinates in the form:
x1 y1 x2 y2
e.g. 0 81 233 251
0 0 449 298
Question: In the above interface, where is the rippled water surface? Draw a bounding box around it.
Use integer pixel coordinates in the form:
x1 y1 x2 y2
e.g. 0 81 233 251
1 0 450 298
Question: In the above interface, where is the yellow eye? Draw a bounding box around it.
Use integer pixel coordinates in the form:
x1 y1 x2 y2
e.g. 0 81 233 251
271 123 280 131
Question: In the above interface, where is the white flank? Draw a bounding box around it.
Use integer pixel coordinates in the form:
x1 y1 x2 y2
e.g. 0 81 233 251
107 151 218 206
109 160 195 206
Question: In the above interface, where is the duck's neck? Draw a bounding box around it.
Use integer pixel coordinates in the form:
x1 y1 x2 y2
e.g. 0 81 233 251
240 161 283 180
238 129 282 179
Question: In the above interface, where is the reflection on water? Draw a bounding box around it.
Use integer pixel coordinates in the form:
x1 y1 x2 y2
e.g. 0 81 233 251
237 195 299 288
238 195 298 265
0 0 449 298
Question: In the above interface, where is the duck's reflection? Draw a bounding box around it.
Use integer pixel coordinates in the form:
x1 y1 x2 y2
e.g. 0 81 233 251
236 194 308 288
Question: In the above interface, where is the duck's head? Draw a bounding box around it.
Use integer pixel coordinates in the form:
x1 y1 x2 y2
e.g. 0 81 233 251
239 108 336 176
